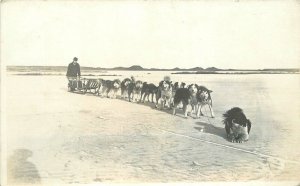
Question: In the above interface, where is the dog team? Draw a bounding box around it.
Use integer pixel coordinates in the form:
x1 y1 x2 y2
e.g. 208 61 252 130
69 75 252 144
92 76 214 118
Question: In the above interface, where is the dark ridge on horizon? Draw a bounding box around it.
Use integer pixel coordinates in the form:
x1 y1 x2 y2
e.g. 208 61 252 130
6 65 300 72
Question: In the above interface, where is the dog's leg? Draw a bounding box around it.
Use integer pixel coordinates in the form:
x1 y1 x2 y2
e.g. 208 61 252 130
133 92 135 102
111 89 114 98
194 104 199 116
199 104 204 116
155 90 161 107
196 104 201 117
191 105 195 114
156 97 161 107
128 91 131 102
208 104 215 118
183 103 188 118
99 87 103 97
123 90 127 99
137 92 141 102
96 86 100 96
106 89 110 98
142 93 146 103
167 98 172 110
114 89 118 99
102 87 107 97
160 99 164 110
173 103 178 115
120 89 123 98
225 122 231 137
170 97 173 108
140 92 143 102
155 98 160 108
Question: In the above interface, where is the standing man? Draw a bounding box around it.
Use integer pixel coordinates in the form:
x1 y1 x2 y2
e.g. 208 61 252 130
66 57 81 91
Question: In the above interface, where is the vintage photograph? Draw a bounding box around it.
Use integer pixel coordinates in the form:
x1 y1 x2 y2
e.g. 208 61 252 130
1 0 300 185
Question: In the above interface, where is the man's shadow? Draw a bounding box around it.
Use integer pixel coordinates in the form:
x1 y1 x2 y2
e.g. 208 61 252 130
8 149 41 184
194 122 227 140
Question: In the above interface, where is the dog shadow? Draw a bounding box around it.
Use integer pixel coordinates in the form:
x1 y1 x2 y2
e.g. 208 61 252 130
114 96 178 116
194 122 227 139
115 96 196 118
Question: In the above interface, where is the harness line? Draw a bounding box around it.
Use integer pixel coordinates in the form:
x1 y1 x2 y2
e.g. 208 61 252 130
150 126 300 165
203 105 215 126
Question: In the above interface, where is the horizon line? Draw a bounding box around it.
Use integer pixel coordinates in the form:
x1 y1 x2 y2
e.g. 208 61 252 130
6 65 300 70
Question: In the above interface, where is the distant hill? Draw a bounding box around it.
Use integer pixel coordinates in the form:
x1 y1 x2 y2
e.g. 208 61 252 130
128 65 144 70
189 67 204 71
6 65 299 74
205 67 220 71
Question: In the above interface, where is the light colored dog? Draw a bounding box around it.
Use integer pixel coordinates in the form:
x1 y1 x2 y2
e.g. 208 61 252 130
120 78 132 99
156 80 173 109
187 84 199 115
196 86 214 118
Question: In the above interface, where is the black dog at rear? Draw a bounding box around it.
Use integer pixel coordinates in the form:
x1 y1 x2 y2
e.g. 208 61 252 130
223 107 252 143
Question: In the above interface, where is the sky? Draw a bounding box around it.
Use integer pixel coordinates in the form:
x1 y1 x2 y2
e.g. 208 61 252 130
1 1 300 69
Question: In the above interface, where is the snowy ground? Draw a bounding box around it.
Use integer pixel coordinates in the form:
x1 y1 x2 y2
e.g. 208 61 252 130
4 72 300 185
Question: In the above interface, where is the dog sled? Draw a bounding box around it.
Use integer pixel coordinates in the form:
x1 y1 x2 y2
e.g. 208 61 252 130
67 77 100 94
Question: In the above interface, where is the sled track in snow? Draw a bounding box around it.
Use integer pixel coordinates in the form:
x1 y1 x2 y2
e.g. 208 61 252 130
151 126 300 165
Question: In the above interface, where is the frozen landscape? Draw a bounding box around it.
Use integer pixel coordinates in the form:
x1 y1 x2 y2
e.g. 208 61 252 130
4 71 300 184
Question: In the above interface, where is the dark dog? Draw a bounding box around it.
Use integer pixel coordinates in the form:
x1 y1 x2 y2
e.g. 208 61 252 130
140 82 158 103
173 88 192 118
170 82 180 107
128 80 143 102
223 107 252 143
121 78 132 99
196 86 214 118
101 79 121 98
